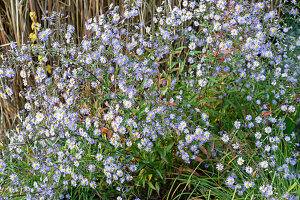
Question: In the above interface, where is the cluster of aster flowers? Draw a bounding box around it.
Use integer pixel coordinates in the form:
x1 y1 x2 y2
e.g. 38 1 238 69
0 0 299 199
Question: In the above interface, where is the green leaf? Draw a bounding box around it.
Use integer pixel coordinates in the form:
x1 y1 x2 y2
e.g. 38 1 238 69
286 182 298 193
156 169 164 179
148 182 156 190
175 46 187 50
165 141 175 154
155 182 160 195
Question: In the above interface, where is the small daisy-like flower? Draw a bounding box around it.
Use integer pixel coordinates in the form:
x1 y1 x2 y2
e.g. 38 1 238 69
96 153 103 161
254 132 262 139
282 193 289 199
156 7 163 13
199 4 206 12
185 134 193 144
35 112 44 123
281 105 287 111
226 176 234 186
5 86 13 96
9 174 18 182
0 92 7 99
129 165 137 172
244 181 251 189
51 42 59 49
288 105 295 113
94 128 101 136
189 42 196 50
179 121 187 131
216 163 224 171
245 115 252 121
259 161 268 168
67 25 75 33
206 37 213 44
125 174 133 181
221 134 230 143
81 178 88 186
234 121 241 129
237 157 244 165
82 40 91 50
39 31 48 41
123 99 132 109
265 126 272 134
255 116 262 123
136 48 144 55
198 79 207 87
232 143 239 149
88 164 95 172
112 14 120 23
110 92 117 99
6 68 15 78
201 113 209 121
90 181 97 189
68 121 77 131
0 69 4 77
231 29 238 36
116 170 123 177
32 162 40 170
245 166 253 174
259 185 267 193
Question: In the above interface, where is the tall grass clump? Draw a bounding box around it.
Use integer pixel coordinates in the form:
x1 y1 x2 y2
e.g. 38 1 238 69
0 0 299 199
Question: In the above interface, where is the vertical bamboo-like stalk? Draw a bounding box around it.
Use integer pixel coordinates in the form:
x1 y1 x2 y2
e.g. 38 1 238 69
75 0 79 42
84 0 88 38
151 0 155 51
0 14 8 47
48 0 51 13
21 1 28 44
5 0 15 43
0 96 4 159
95 0 99 16
100 0 103 14
80 0 83 38
92 0 95 19
15 0 20 44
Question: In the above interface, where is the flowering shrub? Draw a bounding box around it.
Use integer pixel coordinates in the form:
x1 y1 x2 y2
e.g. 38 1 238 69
0 0 299 199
